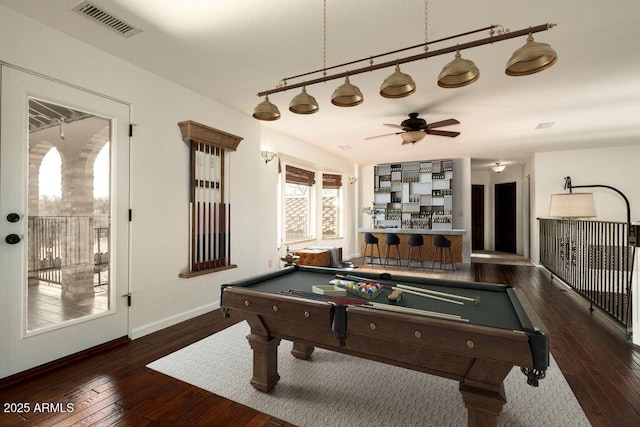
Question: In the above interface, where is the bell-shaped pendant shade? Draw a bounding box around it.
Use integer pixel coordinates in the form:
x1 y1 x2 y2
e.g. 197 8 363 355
331 76 363 107
437 50 480 88
289 86 319 114
252 95 281 121
506 33 558 76
380 64 416 98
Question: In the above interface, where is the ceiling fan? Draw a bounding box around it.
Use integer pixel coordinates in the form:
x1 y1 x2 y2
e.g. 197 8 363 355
365 112 460 144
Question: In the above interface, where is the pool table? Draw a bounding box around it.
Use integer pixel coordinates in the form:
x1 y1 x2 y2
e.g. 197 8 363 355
220 265 548 427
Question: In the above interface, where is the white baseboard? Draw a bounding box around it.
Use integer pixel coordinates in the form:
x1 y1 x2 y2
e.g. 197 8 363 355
130 301 220 340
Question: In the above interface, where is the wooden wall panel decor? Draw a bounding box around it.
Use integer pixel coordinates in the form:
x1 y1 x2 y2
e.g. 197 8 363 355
178 120 243 151
179 121 242 277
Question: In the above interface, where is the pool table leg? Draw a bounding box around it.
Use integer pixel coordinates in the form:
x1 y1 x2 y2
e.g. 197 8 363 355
458 359 510 427
459 384 506 427
247 333 281 392
291 341 314 359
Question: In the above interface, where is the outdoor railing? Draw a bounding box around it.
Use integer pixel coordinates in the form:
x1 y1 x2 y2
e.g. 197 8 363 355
539 218 633 327
28 216 109 287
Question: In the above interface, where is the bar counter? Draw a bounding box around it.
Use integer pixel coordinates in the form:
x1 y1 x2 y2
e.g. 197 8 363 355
358 228 466 265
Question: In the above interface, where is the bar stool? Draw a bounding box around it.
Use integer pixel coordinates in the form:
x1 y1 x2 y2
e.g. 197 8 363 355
406 234 425 269
362 232 381 266
432 235 456 271
384 233 401 268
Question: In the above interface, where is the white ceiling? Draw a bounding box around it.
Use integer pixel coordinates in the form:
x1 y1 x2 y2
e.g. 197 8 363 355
3 0 639 169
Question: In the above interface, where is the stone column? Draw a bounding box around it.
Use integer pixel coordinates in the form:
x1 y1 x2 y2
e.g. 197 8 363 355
60 157 95 301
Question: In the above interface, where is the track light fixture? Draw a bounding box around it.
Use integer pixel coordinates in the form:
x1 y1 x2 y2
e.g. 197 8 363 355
252 0 557 121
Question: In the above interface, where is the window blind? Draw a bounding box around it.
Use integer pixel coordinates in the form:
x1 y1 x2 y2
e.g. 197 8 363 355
322 173 342 189
286 165 315 186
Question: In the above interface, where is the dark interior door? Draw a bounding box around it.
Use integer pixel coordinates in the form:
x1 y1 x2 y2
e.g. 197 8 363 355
495 182 516 253
471 184 484 251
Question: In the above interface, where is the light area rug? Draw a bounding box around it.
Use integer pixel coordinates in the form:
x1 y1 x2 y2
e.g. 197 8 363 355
148 322 590 427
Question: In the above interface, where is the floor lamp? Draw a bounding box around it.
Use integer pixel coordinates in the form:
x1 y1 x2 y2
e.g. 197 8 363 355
550 176 638 341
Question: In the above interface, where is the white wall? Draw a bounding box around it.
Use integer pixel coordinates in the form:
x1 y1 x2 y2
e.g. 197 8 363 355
0 5 358 340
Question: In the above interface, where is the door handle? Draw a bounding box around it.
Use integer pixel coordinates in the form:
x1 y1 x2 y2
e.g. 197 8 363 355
6 213 21 223
5 234 21 244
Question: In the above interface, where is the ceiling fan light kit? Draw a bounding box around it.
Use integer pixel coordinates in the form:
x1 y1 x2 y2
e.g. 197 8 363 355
401 131 427 144
365 112 461 143
253 0 557 121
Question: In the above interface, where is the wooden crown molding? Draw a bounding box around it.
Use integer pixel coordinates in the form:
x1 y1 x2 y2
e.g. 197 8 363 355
178 120 243 151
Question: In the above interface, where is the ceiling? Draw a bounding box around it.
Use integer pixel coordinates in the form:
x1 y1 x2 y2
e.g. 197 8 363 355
3 0 639 169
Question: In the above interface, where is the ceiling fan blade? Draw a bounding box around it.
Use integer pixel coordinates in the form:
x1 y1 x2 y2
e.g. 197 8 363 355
365 131 402 140
383 123 404 129
426 118 460 129
426 129 460 137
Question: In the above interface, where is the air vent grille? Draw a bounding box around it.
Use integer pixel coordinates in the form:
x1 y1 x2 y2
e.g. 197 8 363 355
72 1 142 38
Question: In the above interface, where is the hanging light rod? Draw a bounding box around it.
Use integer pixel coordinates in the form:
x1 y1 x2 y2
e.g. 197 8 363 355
257 23 555 97
282 25 498 83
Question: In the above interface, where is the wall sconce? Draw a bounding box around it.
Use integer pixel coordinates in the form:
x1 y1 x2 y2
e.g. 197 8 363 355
491 162 506 173
348 177 357 185
260 150 277 164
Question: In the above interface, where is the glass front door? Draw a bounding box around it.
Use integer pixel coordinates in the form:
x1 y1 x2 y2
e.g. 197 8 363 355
0 65 130 378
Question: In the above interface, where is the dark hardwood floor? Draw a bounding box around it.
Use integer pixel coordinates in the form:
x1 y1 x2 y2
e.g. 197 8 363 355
1 263 640 426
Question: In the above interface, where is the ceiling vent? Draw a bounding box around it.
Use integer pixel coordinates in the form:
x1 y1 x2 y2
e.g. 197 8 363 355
72 1 142 38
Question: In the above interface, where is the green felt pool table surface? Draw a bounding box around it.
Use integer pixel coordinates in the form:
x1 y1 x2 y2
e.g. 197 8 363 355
231 267 524 330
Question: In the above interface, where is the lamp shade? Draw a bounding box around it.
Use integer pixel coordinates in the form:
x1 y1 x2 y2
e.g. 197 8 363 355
400 131 426 143
252 95 281 121
549 193 597 218
437 51 480 88
331 76 363 107
380 65 416 98
506 34 558 76
491 163 506 173
289 86 319 114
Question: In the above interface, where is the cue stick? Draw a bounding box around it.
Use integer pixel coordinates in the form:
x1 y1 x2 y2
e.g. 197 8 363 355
336 274 478 305
282 290 371 306
364 302 469 322
189 141 195 272
395 284 480 305
282 290 465 321
389 286 463 305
